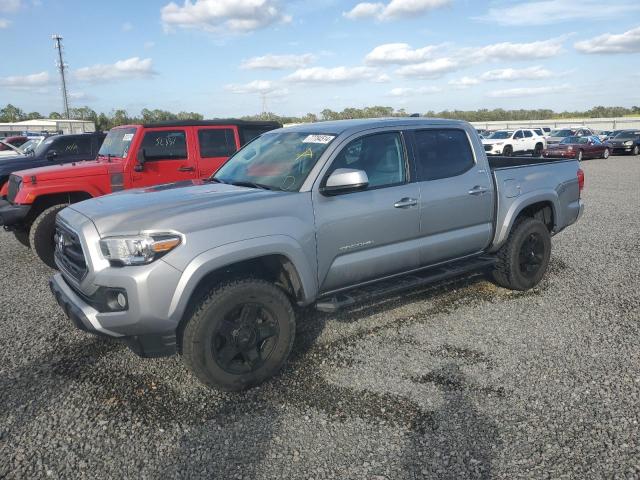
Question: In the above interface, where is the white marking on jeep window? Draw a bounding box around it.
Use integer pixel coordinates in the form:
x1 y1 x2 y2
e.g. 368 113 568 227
303 134 335 144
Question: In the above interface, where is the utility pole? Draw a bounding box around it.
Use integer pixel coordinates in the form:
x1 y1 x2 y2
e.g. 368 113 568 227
261 93 268 116
52 34 70 119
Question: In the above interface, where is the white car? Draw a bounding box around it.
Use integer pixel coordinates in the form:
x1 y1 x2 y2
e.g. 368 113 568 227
482 129 546 156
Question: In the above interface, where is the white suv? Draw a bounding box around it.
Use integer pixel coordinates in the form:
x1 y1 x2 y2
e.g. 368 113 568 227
482 129 546 156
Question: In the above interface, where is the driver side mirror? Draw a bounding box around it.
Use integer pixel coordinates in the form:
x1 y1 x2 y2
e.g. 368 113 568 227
46 150 57 161
321 168 369 196
134 148 146 172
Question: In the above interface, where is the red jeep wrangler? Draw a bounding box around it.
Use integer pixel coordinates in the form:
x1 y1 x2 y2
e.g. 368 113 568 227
0 120 281 267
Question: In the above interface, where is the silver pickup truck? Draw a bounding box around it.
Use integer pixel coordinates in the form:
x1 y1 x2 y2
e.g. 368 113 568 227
49 118 584 390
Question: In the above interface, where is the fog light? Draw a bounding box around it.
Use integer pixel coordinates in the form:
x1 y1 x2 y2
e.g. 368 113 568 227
117 293 127 309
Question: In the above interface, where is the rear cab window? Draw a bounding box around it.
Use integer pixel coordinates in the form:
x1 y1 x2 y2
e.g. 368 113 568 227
413 129 475 181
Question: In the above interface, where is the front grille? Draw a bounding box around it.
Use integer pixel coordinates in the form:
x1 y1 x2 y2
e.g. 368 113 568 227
483 145 492 151
7 175 21 203
54 222 87 282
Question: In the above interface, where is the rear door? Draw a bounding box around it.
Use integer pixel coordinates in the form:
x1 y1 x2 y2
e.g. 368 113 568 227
523 129 535 151
410 128 494 266
313 130 421 292
512 130 525 153
131 127 197 187
194 126 239 178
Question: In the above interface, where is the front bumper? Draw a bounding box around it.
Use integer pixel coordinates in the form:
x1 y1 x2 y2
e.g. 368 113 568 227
483 145 502 155
0 199 30 227
543 150 575 159
611 146 635 154
50 272 178 358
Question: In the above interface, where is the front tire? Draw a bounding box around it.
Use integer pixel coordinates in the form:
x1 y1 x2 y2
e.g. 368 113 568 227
503 145 513 156
13 229 30 247
633 145 639 156
29 204 67 269
492 218 551 291
182 278 296 391
576 150 583 161
602 148 610 159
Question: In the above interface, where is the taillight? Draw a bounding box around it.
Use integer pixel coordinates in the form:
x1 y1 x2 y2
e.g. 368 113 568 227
577 168 584 193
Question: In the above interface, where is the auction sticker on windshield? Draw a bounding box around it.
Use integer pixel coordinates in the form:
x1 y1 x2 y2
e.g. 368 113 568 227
303 134 335 144
122 133 134 142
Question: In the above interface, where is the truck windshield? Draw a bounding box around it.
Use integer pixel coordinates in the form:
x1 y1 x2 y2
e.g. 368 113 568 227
487 131 513 139
550 129 573 137
213 131 336 191
98 127 137 158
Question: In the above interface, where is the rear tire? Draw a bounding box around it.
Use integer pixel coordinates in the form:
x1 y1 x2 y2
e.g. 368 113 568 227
492 218 551 291
182 278 296 391
503 145 513 156
29 204 67 269
13 229 30 247
602 148 610 159
534 143 543 157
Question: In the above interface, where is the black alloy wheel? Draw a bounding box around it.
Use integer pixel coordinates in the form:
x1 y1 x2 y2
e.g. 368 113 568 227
212 302 279 375
518 232 545 279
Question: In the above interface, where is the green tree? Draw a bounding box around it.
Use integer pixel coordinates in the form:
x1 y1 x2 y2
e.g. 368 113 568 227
0 104 25 122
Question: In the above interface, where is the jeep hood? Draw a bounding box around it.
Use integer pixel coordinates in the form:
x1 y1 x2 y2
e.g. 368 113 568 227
17 160 117 182
69 180 291 235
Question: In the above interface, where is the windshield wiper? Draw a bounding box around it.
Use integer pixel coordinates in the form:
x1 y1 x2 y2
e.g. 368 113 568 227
230 180 277 191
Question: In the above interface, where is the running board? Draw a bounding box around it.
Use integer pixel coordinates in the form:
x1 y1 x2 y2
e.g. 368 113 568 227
315 256 497 313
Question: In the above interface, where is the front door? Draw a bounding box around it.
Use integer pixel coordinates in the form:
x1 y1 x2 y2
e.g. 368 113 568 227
410 128 494 266
131 127 197 187
313 131 421 293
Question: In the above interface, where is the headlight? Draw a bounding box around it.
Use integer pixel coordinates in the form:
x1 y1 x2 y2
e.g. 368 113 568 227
624 140 633 146
99 233 181 266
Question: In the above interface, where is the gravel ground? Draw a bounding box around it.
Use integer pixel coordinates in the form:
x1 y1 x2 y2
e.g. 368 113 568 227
1 155 639 479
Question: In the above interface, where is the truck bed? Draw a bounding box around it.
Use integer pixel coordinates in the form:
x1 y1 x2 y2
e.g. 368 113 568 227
488 155 570 170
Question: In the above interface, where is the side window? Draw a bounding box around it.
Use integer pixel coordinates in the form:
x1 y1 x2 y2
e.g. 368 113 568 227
139 130 187 161
198 128 237 157
53 136 92 157
414 129 474 181
240 126 275 145
514 130 524 139
328 132 405 189
524 130 533 138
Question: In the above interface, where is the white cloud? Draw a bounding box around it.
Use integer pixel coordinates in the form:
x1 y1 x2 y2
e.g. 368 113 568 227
487 84 570 98
481 66 553 81
161 0 291 33
396 57 459 78
344 0 451 20
0 71 51 90
224 80 287 96
241 53 315 70
144 41 156 49
471 37 565 62
575 26 640 54
68 92 97 102
285 66 380 84
343 2 383 19
75 57 156 83
0 18 9 27
389 86 441 96
121 22 133 32
448 76 480 88
0 0 20 13
364 43 437 65
476 0 640 26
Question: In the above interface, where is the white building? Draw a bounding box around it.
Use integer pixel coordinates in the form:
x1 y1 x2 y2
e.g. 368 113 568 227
0 118 96 137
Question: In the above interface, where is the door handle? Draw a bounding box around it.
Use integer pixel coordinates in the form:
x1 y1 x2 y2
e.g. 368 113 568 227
394 197 418 208
468 186 489 196
178 166 195 172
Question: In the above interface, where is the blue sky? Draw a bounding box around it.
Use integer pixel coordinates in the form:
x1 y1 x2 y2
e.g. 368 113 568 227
1 0 639 118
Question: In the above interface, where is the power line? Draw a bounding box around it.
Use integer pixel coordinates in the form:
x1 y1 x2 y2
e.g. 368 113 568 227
52 34 70 119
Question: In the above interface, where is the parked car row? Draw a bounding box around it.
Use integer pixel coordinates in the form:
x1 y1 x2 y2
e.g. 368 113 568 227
0 116 585 391
479 126 640 159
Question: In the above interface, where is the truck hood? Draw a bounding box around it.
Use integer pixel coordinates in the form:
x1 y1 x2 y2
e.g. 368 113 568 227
0 154 39 176
16 159 119 182
69 180 289 235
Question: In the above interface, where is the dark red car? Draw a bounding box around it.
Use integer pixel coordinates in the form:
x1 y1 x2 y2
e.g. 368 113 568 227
542 135 610 161
0 135 28 150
